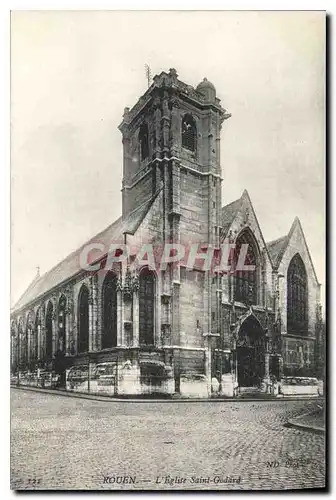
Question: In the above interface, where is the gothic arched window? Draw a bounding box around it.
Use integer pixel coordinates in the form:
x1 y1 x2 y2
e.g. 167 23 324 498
139 268 155 345
233 230 259 305
287 254 308 333
27 312 36 363
102 272 118 349
78 285 90 353
18 318 24 365
58 295 67 353
139 123 149 161
46 302 53 358
182 114 197 152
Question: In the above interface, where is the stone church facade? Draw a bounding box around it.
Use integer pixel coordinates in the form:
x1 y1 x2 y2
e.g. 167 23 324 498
10 69 323 397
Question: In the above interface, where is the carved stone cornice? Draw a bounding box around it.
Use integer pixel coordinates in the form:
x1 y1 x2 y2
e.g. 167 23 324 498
123 269 133 299
117 270 140 298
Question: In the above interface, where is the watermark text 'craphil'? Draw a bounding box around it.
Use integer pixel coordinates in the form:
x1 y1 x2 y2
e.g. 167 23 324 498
79 243 255 275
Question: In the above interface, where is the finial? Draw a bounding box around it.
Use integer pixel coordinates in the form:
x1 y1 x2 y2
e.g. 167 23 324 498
36 266 40 277
145 64 152 88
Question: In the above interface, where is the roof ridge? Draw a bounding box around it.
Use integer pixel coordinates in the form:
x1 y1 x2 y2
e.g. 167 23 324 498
221 197 241 210
267 234 288 247
11 215 123 313
125 187 162 221
11 271 42 311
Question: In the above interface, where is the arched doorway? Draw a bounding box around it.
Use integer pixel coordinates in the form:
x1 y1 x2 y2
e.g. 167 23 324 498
236 315 265 387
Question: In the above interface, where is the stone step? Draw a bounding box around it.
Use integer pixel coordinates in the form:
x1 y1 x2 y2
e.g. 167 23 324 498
237 387 276 399
239 386 260 393
237 391 276 399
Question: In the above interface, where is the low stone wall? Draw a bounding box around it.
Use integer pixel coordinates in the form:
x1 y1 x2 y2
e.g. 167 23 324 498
13 370 60 389
179 374 208 398
279 377 320 397
14 360 176 397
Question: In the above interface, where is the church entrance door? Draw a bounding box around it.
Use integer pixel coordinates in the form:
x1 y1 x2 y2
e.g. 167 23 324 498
236 315 265 387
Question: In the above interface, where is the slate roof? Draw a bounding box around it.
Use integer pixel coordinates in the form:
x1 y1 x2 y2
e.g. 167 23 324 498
266 235 288 268
221 197 242 237
12 191 161 313
221 192 289 269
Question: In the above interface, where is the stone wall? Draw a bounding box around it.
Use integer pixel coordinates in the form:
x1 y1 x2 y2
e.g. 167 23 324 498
179 170 208 243
179 269 206 348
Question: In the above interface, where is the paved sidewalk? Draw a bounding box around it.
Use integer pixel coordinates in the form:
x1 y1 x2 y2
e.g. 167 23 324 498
285 404 325 434
11 384 325 404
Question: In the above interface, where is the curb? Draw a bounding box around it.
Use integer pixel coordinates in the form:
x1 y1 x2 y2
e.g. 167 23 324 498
284 420 325 435
284 406 325 434
11 385 325 404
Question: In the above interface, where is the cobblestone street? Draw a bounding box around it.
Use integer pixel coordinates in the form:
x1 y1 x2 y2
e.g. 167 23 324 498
10 389 325 491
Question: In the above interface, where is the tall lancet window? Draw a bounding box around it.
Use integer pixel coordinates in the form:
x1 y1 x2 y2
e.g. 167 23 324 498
139 268 155 345
102 272 118 349
139 123 149 161
233 229 259 305
58 295 67 352
27 312 36 363
78 285 90 353
287 254 308 334
18 319 25 364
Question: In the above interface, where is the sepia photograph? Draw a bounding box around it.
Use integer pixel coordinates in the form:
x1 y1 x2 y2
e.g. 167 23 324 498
10 9 326 491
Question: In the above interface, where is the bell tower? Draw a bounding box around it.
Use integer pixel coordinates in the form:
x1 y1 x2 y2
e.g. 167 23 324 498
118 69 231 360
118 68 231 235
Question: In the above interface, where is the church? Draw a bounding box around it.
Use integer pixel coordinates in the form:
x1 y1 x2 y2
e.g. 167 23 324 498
10 69 324 398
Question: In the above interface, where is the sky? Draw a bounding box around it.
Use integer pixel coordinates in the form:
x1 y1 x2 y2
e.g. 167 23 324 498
11 10 325 307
